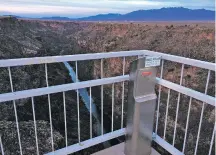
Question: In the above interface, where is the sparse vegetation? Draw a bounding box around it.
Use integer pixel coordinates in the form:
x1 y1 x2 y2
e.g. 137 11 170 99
0 17 215 155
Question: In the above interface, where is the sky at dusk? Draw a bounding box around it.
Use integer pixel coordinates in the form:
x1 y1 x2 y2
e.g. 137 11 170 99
0 0 215 18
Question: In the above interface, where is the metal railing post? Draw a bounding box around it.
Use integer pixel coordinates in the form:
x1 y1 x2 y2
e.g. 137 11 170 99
125 56 160 155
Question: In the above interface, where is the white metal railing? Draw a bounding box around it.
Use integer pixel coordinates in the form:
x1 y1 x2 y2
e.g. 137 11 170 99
0 50 215 155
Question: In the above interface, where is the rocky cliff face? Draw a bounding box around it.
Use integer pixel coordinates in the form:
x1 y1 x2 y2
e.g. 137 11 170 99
0 17 98 154
77 22 215 155
0 17 215 155
0 120 64 155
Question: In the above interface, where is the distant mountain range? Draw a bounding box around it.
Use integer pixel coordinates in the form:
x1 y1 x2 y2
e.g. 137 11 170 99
2 7 215 21
40 16 71 20
77 7 215 21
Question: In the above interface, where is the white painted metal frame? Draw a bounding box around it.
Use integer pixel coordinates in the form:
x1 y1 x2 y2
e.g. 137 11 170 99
45 64 54 152
163 88 170 139
194 70 211 155
182 97 192 153
173 64 184 145
155 59 164 135
8 67 23 155
153 132 184 155
0 51 144 67
121 56 126 129
0 50 214 71
90 87 93 139
0 76 214 106
45 128 126 155
142 50 215 71
0 134 4 155
31 97 39 155
0 50 215 155
44 128 184 155
0 75 129 103
155 78 215 106
111 83 115 132
208 124 215 155
101 59 104 135
75 61 81 144
62 91 68 148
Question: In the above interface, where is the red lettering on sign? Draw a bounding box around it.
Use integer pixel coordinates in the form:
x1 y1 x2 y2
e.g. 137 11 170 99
141 71 152 76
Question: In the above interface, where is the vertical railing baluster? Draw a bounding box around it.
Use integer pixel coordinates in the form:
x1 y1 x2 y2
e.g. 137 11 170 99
75 61 81 143
182 97 192 153
194 70 211 155
0 134 4 155
45 64 54 151
8 67 23 155
173 63 184 145
31 97 39 155
63 91 68 147
155 59 164 134
121 57 125 129
208 124 215 155
90 87 92 139
163 88 170 139
101 59 104 135
111 83 115 132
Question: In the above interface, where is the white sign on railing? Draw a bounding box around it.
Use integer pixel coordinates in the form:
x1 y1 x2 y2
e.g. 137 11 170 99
145 56 161 67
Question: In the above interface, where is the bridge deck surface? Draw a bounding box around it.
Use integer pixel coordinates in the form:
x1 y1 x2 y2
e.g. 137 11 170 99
91 143 160 155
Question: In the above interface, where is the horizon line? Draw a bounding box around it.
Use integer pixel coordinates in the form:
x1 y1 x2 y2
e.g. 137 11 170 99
0 7 215 19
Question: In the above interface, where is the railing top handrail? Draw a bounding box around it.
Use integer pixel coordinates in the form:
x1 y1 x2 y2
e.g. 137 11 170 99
0 50 215 71
0 51 143 68
142 50 215 71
